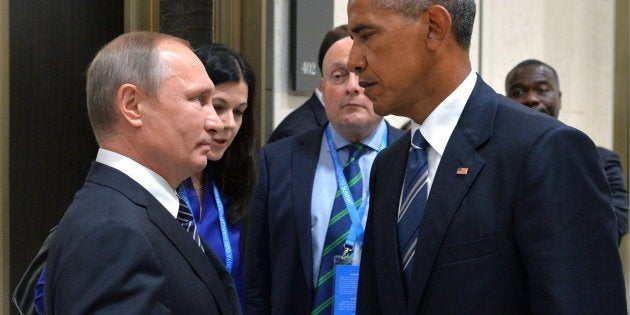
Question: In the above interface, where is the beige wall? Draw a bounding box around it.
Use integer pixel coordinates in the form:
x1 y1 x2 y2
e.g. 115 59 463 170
479 0 616 148
1 0 9 312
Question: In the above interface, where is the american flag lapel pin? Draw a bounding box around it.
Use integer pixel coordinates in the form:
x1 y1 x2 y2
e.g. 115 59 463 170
456 167 469 175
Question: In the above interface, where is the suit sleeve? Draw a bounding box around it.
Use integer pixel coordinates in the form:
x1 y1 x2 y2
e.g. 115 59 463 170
356 159 382 315
47 224 171 315
514 126 626 313
244 149 272 314
12 226 56 315
599 149 629 243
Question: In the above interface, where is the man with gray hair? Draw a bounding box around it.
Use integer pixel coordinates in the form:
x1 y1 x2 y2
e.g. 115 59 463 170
347 0 626 313
44 31 241 314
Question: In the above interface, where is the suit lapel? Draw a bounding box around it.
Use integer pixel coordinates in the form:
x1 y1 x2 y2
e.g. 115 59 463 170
88 162 234 314
147 199 234 314
292 128 326 291
373 133 410 314
406 78 497 313
404 128 485 313
307 93 328 126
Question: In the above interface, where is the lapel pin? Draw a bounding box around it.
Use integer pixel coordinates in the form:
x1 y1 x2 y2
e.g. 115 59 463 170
456 167 469 175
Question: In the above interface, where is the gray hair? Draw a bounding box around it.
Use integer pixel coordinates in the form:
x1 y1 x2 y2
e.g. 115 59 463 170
372 0 476 50
86 31 189 142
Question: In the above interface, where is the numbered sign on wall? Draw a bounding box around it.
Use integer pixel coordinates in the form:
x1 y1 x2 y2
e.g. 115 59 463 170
291 0 334 92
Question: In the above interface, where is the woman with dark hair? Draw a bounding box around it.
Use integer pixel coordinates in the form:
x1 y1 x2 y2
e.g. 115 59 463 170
177 43 257 312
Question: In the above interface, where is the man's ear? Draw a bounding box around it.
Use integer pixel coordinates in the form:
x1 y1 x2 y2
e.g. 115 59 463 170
425 5 452 50
116 83 144 128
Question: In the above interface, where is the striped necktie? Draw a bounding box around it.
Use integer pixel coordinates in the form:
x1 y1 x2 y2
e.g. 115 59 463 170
312 143 365 315
177 194 205 252
398 130 429 295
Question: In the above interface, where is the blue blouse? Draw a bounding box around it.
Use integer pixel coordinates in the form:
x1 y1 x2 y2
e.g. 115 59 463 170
179 173 245 313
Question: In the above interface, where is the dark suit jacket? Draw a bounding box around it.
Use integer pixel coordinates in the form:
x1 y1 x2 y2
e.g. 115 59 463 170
44 162 241 315
357 78 626 314
597 146 629 243
12 226 55 315
245 123 404 315
267 92 328 143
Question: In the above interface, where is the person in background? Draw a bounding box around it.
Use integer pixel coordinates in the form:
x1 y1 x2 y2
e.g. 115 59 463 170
346 0 626 313
178 43 257 313
505 58 629 245
245 24 404 315
43 31 241 314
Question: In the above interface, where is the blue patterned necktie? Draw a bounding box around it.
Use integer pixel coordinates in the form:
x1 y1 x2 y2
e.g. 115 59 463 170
312 143 366 315
398 130 429 294
177 194 205 252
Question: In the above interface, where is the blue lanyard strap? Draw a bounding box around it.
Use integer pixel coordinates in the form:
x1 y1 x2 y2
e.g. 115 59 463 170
211 179 234 272
325 126 388 249
177 180 234 272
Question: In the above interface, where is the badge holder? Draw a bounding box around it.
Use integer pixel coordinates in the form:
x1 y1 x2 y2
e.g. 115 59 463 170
324 126 389 315
333 245 360 315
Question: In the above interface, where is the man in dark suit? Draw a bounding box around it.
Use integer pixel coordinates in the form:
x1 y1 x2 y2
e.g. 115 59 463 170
44 32 240 314
505 59 629 245
245 25 404 315
267 89 327 143
347 0 626 314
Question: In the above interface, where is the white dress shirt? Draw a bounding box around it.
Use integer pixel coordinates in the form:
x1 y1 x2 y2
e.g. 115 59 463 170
96 148 180 218
407 70 477 198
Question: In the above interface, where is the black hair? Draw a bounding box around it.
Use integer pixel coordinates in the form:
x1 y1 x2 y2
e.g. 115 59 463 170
505 59 560 88
194 43 257 225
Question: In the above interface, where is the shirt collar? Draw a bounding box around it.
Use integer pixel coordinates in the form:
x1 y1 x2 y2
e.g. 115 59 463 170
314 88 325 107
96 148 180 218
328 119 387 152
410 70 477 155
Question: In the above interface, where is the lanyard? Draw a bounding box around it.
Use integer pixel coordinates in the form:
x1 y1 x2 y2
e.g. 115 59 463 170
178 179 234 272
210 179 234 272
325 125 388 250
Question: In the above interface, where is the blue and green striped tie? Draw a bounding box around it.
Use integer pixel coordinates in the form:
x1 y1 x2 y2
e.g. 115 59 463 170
312 143 365 315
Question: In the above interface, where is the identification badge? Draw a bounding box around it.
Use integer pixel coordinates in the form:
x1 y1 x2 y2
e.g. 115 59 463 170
333 252 359 315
